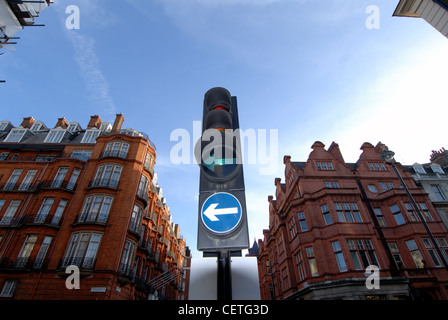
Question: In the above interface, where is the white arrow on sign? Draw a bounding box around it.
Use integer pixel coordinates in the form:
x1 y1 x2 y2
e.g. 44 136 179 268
204 203 238 222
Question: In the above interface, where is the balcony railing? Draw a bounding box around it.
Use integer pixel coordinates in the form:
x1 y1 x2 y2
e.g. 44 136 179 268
88 179 119 190
0 257 49 271
74 213 108 226
58 256 96 270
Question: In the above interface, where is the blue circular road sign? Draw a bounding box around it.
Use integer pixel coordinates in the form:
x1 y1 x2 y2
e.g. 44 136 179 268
201 192 242 234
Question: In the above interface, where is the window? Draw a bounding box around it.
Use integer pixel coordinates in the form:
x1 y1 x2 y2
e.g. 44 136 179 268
369 162 387 171
35 154 58 162
0 121 10 131
34 236 52 268
120 239 136 272
332 240 347 272
51 167 68 188
71 150 92 162
52 199 67 225
379 182 394 192
129 204 143 233
4 169 22 191
67 122 81 132
144 153 154 171
103 142 130 159
0 200 21 225
282 268 290 289
0 152 9 161
414 165 426 174
16 235 38 268
297 212 308 232
288 216 298 238
431 185 446 201
347 239 380 270
321 204 333 225
404 203 419 222
18 170 37 191
81 129 101 144
306 247 319 276
419 202 434 222
388 243 405 268
266 260 271 274
437 238 448 263
390 204 406 225
92 165 122 188
431 165 445 174
406 239 424 268
324 181 339 188
373 208 387 227
34 198 55 223
63 233 102 268
4 129 27 143
422 238 442 267
368 185 378 193
137 175 149 199
67 168 81 190
0 280 17 298
316 161 334 171
44 129 67 143
79 195 113 223
334 202 363 223
295 251 306 282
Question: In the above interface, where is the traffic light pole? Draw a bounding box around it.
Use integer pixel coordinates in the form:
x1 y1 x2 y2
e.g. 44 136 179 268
217 251 232 300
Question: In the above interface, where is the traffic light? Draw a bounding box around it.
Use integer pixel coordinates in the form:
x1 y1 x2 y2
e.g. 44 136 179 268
197 87 249 253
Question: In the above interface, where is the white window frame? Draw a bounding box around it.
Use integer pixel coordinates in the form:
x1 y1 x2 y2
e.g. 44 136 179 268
18 170 37 191
63 232 102 268
0 200 21 225
34 198 55 223
34 236 52 268
79 195 114 223
4 169 23 191
92 164 122 188
4 129 28 143
81 129 101 144
44 129 67 143
16 234 38 267
51 167 69 188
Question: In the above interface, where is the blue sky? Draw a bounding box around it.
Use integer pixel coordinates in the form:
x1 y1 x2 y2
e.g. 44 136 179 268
2 0 448 257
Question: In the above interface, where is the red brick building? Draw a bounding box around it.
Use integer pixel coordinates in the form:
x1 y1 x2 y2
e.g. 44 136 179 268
0 115 188 300
257 141 448 300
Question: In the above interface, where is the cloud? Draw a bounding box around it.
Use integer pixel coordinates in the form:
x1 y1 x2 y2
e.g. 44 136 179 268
65 31 117 116
52 0 117 116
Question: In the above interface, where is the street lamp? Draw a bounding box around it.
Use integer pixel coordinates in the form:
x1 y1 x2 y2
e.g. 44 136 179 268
381 150 448 270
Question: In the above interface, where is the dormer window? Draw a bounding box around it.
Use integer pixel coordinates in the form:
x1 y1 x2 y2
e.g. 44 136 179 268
44 129 68 143
4 129 28 143
81 129 101 144
413 165 426 174
67 122 81 132
100 122 112 132
0 121 11 131
30 121 47 132
431 165 445 174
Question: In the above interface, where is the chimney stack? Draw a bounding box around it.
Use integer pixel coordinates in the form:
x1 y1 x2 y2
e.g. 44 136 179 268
20 117 35 129
112 113 124 132
55 117 69 129
87 115 102 129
